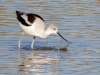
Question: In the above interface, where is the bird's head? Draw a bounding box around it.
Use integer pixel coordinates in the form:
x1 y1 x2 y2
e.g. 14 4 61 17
47 24 58 34
46 24 70 43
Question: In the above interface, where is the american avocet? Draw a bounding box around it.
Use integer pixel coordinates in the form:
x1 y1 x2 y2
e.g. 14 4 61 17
16 11 70 49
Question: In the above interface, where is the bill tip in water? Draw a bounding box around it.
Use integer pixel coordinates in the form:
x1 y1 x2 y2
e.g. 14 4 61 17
57 32 71 43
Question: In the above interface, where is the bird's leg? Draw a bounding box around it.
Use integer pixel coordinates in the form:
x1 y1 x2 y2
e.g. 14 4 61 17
59 37 62 49
47 37 50 47
31 36 35 49
18 32 25 49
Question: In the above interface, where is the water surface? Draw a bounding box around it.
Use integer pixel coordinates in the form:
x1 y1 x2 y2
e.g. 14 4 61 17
0 0 100 75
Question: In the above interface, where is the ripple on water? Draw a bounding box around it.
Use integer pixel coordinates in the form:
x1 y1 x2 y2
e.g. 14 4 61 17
0 0 100 75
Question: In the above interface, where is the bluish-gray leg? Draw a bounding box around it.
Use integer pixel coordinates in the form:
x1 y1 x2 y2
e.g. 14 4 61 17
18 32 25 49
31 36 35 49
47 37 50 47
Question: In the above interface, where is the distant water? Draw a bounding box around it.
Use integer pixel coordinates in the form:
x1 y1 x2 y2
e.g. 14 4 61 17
0 0 100 75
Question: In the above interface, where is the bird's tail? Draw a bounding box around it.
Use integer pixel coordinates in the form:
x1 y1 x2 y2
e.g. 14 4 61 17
16 11 25 17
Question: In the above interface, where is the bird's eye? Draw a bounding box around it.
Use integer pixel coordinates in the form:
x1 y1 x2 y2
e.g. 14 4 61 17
53 28 56 30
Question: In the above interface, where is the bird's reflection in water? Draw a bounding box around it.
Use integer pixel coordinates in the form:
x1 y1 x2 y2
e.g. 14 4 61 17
18 50 61 75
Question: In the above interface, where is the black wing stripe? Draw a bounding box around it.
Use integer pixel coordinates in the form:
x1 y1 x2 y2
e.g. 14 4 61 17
33 14 45 22
27 14 36 24
17 16 31 26
27 13 45 23
16 11 45 26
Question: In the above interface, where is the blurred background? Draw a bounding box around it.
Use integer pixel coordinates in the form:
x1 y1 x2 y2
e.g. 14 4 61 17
0 0 100 75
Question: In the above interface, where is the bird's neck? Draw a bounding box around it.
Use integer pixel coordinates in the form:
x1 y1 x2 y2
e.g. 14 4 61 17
41 26 51 38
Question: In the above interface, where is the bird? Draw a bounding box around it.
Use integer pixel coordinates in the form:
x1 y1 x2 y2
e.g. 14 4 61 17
16 11 70 49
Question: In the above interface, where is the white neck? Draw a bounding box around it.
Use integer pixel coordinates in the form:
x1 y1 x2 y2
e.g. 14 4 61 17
40 24 57 38
41 26 51 38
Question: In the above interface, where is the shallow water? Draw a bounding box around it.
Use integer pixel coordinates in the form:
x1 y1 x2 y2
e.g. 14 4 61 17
0 0 100 75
